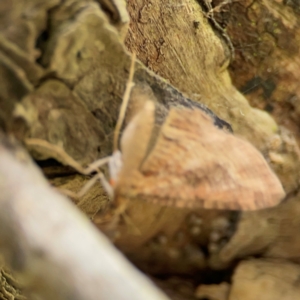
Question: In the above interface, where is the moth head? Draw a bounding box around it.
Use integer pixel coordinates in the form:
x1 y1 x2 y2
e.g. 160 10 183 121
108 150 123 187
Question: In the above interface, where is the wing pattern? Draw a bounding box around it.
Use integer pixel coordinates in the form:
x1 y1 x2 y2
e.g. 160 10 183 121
118 106 285 210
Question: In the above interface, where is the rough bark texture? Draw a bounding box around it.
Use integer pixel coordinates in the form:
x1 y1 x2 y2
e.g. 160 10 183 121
0 0 300 299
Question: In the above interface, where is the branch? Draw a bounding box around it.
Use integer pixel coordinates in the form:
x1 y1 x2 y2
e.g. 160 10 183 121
0 134 169 300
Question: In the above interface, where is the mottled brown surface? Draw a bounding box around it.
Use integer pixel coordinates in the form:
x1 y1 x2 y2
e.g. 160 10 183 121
0 0 300 299
195 282 229 300
229 259 300 300
225 1 300 144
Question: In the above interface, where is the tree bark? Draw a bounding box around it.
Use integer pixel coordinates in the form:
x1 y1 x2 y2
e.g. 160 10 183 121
1 0 300 299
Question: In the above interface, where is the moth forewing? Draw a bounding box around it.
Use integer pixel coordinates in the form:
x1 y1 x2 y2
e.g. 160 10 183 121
117 106 285 211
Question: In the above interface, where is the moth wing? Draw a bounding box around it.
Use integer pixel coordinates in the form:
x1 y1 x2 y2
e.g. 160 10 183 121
119 107 285 210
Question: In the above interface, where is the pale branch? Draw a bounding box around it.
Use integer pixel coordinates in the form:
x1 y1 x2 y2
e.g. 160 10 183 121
0 135 170 300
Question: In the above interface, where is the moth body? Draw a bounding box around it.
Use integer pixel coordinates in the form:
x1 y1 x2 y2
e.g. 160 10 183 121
108 150 123 187
112 101 286 211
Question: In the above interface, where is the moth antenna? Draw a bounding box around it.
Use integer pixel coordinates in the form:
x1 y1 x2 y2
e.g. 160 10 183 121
25 138 110 175
113 52 136 152
25 53 137 202
25 138 113 199
25 138 87 174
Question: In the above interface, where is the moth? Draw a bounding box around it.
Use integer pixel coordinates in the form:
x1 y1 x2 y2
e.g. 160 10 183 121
109 100 285 211
25 55 285 211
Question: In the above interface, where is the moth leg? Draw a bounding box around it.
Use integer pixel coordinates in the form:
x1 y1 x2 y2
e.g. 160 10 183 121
97 172 114 199
25 138 114 198
81 158 116 199
57 172 113 201
77 159 115 199
83 157 111 175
